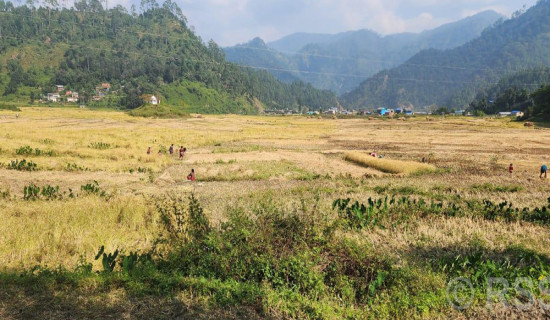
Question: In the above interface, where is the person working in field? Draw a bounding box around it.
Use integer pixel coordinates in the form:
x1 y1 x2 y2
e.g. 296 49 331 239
147 146 151 155
179 146 185 160
169 144 174 156
187 168 195 182
541 164 548 179
509 163 514 178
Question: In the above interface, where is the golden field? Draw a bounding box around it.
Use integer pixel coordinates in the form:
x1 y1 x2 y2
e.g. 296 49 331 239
1 107 549 271
2 107 550 319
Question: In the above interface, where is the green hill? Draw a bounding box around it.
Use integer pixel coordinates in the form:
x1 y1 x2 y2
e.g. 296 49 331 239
224 11 502 94
0 1 337 114
341 0 550 109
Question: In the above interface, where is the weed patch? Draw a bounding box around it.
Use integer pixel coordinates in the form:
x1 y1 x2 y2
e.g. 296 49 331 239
6 159 37 171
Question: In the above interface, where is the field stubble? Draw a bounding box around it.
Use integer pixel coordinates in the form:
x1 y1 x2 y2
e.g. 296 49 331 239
1 108 550 318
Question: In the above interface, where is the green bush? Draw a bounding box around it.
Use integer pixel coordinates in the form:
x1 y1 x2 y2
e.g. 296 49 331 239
16 146 55 157
7 159 37 171
81 181 107 197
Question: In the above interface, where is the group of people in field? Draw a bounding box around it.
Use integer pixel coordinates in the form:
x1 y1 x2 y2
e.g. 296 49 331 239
147 144 187 159
508 163 547 179
146 144 195 182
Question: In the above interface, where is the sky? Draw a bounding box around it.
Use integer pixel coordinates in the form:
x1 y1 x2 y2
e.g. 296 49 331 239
142 0 538 46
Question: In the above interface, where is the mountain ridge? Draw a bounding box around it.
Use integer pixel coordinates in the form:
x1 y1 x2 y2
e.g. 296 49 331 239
225 10 502 94
341 0 550 109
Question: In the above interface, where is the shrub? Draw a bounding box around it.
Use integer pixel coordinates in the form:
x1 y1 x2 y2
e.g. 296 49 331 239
333 196 462 230
80 181 106 197
65 163 89 172
15 146 55 157
40 185 62 200
23 183 40 201
7 159 37 171
23 184 63 201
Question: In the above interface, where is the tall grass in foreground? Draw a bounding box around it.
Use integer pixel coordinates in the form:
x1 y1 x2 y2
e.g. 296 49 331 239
345 152 436 175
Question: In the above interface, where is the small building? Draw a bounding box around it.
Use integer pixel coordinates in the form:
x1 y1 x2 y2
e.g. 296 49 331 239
56 85 64 92
67 92 79 103
497 112 512 117
395 108 403 114
149 95 159 105
405 110 413 115
47 93 61 102
511 110 524 118
377 108 387 115
101 83 111 91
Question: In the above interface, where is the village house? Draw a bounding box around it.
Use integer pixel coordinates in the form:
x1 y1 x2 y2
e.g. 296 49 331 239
511 110 524 118
56 85 64 92
497 112 512 117
149 95 159 105
67 92 79 103
47 93 61 102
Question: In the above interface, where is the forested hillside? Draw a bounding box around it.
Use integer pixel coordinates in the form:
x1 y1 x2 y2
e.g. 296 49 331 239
225 11 501 94
341 0 550 110
0 1 337 113
467 67 550 116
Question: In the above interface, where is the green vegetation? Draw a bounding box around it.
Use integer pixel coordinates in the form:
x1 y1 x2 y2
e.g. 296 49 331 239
16 145 54 156
6 158 37 171
0 2 337 113
225 11 501 94
88 142 112 150
0 103 21 111
334 196 550 229
342 0 550 109
3 194 550 318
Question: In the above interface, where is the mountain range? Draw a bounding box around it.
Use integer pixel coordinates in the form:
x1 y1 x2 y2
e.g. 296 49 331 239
342 0 550 109
225 10 502 94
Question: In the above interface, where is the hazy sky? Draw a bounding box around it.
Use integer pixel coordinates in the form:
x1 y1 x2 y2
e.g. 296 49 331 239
152 0 538 46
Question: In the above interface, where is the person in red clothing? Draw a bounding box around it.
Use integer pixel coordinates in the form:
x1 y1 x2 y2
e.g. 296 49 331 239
187 168 195 182
147 146 151 155
509 163 514 178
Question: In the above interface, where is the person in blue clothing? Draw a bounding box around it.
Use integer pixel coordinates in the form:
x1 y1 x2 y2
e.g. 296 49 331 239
541 164 548 179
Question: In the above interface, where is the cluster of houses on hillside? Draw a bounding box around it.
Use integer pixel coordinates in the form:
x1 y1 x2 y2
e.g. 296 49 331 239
46 85 79 103
92 83 111 101
43 83 159 106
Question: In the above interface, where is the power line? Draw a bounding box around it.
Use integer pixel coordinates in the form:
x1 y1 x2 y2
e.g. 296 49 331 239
0 8 537 74
0 28 547 88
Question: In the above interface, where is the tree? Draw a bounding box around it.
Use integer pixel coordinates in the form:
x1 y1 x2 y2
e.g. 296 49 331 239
532 85 550 119
4 60 25 95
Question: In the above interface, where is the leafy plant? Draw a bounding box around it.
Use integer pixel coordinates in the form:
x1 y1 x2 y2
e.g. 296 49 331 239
23 183 40 201
7 159 37 171
40 185 62 200
94 246 119 272
65 163 89 172
81 181 106 197
15 146 54 157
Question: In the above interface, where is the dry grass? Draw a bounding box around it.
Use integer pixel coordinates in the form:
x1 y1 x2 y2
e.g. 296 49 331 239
1 107 550 271
0 196 157 270
344 151 436 175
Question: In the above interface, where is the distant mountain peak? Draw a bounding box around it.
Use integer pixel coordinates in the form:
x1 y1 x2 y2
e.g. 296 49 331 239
235 37 268 49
